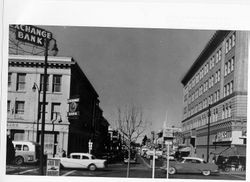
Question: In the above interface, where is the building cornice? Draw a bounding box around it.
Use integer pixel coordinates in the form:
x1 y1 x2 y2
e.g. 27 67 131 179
9 54 75 68
181 30 231 86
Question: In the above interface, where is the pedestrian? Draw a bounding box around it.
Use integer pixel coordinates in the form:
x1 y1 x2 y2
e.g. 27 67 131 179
212 155 216 164
62 150 66 157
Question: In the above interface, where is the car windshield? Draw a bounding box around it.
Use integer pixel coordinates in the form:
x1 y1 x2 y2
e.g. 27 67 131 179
179 158 185 162
91 155 96 159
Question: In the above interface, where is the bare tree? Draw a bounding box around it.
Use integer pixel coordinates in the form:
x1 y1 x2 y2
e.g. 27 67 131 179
117 104 149 178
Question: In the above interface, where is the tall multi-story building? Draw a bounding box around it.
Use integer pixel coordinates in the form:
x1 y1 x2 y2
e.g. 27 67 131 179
181 31 248 162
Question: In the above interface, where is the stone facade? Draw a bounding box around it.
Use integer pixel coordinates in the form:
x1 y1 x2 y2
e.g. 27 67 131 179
181 31 248 162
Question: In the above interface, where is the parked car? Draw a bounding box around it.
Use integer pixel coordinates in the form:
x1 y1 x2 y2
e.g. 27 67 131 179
12 141 40 165
124 150 137 163
146 150 163 159
216 155 246 171
140 147 149 157
58 153 107 171
161 157 219 176
162 154 175 161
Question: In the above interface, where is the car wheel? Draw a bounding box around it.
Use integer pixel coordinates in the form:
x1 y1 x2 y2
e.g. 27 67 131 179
15 156 24 165
202 170 211 176
168 167 176 175
88 164 97 171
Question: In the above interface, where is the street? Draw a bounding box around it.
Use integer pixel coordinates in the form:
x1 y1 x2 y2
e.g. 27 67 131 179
6 155 246 180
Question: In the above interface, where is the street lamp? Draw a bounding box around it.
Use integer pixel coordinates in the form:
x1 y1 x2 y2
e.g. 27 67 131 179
52 112 61 157
32 83 41 143
39 38 59 175
207 104 211 163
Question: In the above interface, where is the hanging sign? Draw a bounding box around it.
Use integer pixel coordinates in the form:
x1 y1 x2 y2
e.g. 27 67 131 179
11 25 52 47
67 97 80 118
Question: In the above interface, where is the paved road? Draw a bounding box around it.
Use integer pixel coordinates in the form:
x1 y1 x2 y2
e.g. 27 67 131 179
6 156 246 180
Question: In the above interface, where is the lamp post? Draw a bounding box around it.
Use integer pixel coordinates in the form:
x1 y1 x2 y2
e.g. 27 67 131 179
52 112 61 157
32 83 41 143
207 104 211 163
39 38 58 175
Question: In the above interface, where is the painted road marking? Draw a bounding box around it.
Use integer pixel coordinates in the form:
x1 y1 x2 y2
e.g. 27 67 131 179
62 170 77 176
13 168 39 175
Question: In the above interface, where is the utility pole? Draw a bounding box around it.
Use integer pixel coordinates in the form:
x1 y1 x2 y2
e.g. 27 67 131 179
39 38 48 175
206 104 211 163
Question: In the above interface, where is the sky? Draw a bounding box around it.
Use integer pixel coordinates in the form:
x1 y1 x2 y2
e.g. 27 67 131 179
42 26 215 135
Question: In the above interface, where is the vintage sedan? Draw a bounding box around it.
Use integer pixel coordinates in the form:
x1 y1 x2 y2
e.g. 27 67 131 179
58 153 107 171
162 157 219 176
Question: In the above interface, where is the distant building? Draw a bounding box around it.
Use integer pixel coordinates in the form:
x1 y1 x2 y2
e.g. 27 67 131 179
181 31 247 161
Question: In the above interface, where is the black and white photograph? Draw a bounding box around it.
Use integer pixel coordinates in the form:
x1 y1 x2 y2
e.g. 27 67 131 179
1 1 249 182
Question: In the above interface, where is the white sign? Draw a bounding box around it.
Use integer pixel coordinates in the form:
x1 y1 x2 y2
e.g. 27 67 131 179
46 158 60 176
88 140 93 150
11 25 52 47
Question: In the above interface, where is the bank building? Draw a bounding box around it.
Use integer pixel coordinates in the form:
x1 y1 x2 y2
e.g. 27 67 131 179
7 26 109 158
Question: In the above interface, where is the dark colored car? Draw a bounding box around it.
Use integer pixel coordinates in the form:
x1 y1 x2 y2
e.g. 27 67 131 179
216 155 246 171
123 150 137 163
162 157 219 176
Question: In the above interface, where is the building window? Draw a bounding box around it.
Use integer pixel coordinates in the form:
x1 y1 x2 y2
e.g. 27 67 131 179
8 73 12 87
230 81 233 94
40 74 49 91
222 105 225 119
216 90 220 101
226 33 236 54
15 101 25 114
228 104 232 117
224 57 234 77
51 103 61 121
218 48 222 61
226 104 229 118
231 57 234 72
16 73 26 91
226 41 229 53
215 72 218 83
226 84 230 96
218 70 221 82
232 33 236 47
215 52 219 63
39 102 48 119
228 38 232 50
53 75 62 92
7 100 11 113
225 63 228 76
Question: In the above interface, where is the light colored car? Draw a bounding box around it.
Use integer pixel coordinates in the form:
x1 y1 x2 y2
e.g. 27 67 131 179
12 141 40 165
162 157 219 176
58 153 107 171
146 150 163 159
